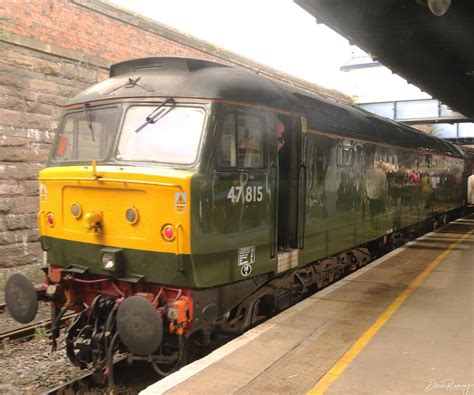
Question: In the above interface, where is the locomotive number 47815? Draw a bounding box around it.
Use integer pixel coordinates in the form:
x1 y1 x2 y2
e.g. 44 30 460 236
227 185 264 203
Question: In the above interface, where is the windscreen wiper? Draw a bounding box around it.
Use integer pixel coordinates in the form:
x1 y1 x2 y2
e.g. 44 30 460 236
134 97 176 134
104 76 154 96
84 102 95 142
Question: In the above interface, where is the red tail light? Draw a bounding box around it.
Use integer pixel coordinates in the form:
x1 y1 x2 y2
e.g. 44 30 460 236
162 224 175 241
46 212 55 227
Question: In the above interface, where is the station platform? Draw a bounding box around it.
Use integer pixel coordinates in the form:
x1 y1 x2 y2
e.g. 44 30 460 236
142 215 474 395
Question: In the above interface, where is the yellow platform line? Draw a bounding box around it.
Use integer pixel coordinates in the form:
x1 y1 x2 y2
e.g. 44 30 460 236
308 227 474 395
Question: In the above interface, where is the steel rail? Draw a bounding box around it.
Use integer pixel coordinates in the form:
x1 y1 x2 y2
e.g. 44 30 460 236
42 369 96 395
42 357 128 395
0 312 77 342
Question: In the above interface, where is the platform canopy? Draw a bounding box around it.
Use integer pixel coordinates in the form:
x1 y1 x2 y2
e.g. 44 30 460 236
295 0 474 118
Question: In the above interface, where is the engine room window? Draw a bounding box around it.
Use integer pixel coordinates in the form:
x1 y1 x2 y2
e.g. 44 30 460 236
217 111 266 169
336 146 354 166
53 106 119 161
117 105 205 165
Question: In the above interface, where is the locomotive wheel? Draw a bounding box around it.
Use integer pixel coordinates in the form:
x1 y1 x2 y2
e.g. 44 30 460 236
5 273 38 324
117 296 163 356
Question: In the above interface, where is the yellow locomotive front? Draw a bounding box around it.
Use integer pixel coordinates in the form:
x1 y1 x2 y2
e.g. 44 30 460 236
40 99 205 270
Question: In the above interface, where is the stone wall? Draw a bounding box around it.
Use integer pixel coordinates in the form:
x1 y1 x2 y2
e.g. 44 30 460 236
0 0 349 269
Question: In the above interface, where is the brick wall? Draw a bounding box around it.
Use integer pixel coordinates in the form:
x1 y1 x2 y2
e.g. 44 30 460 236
0 0 349 269
0 40 111 267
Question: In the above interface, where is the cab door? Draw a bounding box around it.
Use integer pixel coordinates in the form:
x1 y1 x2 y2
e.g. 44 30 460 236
276 115 306 273
210 107 275 281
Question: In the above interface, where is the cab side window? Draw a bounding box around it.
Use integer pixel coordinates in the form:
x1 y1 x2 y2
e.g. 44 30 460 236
217 111 266 169
217 113 237 167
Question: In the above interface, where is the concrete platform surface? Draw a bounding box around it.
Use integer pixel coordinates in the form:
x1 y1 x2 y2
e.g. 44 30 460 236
142 216 474 395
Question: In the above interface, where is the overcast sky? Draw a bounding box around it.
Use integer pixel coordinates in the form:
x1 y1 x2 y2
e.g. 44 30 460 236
109 0 356 94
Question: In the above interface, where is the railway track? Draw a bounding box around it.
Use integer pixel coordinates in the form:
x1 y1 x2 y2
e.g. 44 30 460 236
43 366 105 395
43 357 147 394
0 311 77 342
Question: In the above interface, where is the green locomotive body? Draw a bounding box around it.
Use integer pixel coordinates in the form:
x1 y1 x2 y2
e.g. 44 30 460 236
44 57 464 288
5 57 465 373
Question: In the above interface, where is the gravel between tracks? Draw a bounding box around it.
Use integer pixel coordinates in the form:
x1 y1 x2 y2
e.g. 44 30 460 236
0 265 89 393
0 334 88 393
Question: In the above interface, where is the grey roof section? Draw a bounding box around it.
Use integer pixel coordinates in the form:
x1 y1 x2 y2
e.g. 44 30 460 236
67 57 298 111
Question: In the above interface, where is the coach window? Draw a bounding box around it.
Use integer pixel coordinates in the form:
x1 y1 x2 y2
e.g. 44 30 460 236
425 154 432 168
336 145 354 167
217 111 266 169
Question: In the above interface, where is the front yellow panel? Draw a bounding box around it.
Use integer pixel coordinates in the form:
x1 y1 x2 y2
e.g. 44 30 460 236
38 165 193 254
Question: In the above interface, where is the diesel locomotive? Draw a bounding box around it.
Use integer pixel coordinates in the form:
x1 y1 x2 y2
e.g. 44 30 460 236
5 57 465 375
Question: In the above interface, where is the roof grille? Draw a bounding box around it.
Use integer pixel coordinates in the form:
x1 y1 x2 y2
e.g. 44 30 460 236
110 56 229 77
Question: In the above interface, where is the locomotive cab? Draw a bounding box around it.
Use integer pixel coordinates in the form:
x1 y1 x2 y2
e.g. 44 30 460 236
37 98 304 287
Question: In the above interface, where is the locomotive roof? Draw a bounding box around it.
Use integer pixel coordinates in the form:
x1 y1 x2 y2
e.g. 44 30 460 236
67 57 463 159
68 57 296 111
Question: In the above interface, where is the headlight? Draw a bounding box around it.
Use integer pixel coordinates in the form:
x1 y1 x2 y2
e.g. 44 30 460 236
101 253 116 271
100 248 123 273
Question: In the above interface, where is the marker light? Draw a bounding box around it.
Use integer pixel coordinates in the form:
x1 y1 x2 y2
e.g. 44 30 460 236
162 224 175 242
71 202 82 219
125 207 139 225
46 212 55 227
